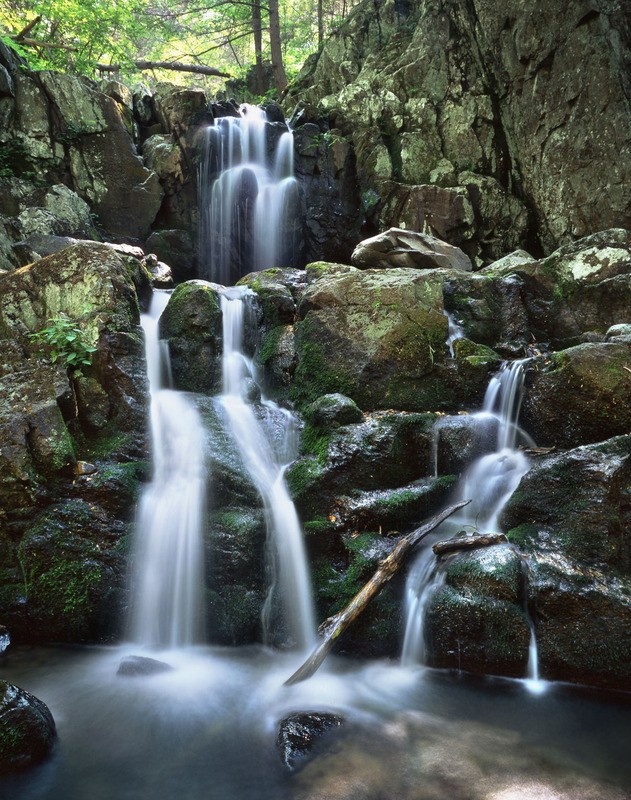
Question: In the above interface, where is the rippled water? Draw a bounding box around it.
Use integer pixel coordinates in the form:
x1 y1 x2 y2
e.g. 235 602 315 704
1 646 630 800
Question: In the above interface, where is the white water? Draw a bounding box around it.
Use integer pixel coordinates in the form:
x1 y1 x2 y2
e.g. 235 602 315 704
402 361 533 668
128 292 207 648
444 310 464 356
198 105 299 284
218 287 316 650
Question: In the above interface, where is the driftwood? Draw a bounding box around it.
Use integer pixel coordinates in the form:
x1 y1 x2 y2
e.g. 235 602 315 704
284 499 471 686
97 61 231 78
432 531 507 555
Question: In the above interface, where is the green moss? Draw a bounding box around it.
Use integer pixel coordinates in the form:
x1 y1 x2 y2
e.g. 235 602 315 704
258 325 286 365
300 422 332 463
303 517 337 536
90 461 147 498
506 524 539 549
74 426 130 460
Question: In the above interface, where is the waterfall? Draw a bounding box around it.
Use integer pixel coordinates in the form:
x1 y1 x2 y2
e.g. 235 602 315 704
198 104 299 285
128 292 207 648
444 311 464 357
402 360 532 667
218 287 316 650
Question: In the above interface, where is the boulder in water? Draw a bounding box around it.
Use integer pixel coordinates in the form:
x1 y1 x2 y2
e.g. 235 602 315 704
117 655 174 677
0 681 56 773
277 711 345 771
0 625 9 654
351 229 472 272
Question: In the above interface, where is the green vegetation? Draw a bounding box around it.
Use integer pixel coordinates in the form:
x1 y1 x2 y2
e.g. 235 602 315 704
29 313 97 371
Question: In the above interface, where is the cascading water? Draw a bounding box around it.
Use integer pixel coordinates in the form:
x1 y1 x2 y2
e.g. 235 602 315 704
128 291 207 648
198 105 299 285
402 360 533 668
218 287 316 650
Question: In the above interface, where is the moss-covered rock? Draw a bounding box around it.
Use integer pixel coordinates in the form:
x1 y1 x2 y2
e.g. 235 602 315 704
291 267 448 410
0 682 56 774
521 343 631 448
159 280 223 394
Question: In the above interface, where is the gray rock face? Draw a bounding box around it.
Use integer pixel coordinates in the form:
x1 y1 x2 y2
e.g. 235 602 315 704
0 681 56 773
277 711 345 771
286 0 631 262
351 229 472 271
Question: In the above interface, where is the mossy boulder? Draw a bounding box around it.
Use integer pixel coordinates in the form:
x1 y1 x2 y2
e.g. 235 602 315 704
159 280 223 394
521 343 631 448
502 436 631 690
0 682 56 774
291 267 448 410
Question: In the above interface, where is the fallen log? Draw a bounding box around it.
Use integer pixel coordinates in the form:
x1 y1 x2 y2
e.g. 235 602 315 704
96 61 231 78
284 498 471 686
432 531 507 555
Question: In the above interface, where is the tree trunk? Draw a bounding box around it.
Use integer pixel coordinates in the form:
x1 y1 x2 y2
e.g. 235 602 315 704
317 0 324 46
252 1 265 94
284 499 471 686
268 0 287 93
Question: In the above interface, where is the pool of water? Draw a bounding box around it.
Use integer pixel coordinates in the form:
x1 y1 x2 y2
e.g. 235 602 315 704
1 645 630 800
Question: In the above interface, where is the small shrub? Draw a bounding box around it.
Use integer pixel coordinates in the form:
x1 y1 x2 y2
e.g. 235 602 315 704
29 313 97 371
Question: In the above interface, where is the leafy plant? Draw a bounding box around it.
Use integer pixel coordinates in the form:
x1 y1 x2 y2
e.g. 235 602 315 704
29 313 97 371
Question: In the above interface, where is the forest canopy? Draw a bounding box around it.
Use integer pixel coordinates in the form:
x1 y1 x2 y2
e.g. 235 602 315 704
0 0 359 94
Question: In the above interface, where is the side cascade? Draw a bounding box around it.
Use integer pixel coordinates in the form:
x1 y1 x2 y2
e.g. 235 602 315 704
129 291 207 648
402 360 538 678
217 286 316 650
198 104 300 285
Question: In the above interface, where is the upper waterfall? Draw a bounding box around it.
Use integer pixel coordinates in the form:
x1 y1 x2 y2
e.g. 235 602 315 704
198 104 300 285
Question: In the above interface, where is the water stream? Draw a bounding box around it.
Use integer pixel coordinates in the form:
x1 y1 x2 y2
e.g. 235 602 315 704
402 361 534 671
198 105 299 284
218 287 316 650
128 292 206 648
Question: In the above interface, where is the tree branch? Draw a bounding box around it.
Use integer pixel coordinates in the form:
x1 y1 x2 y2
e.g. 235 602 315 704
284 499 472 686
96 60 231 78
15 16 42 40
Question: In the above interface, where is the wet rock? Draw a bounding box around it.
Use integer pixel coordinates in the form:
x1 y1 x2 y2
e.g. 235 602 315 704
502 436 631 690
277 711 345 771
0 625 9 654
521 343 631 448
606 323 631 343
433 413 500 476
0 681 56 773
145 229 195 283
351 229 472 272
292 267 448 410
424 544 531 677
159 280 223 395
117 655 174 676
303 393 363 429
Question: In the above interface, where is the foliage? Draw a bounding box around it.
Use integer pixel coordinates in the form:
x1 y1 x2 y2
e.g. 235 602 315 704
0 0 362 89
29 313 97 370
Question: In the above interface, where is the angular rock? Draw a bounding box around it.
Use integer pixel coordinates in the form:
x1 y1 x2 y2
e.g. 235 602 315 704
277 711 345 771
351 229 472 271
145 229 195 283
0 681 56 774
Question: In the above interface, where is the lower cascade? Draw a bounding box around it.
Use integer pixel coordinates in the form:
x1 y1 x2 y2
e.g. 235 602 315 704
129 291 207 648
402 361 534 670
218 287 316 649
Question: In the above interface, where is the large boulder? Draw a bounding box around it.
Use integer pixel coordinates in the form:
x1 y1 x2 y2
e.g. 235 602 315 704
351 228 472 271
0 682 56 774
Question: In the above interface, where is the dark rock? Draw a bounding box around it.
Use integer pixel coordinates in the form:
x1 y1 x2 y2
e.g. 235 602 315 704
117 655 174 676
303 393 363 429
351 229 472 271
502 436 631 690
145 229 195 283
521 343 631 448
424 544 531 677
277 711 345 771
0 681 56 774
159 280 223 395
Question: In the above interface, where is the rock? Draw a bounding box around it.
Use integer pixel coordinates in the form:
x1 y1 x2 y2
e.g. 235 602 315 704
277 711 345 771
302 393 363 429
145 229 195 283
424 544 531 677
159 280 224 394
148 259 173 288
606 323 631 342
99 80 133 109
351 228 472 271
75 461 97 476
292 267 448 410
502 436 631 690
521 343 631 448
484 250 537 276
0 625 9 654
117 655 174 676
433 413 500 476
0 681 56 773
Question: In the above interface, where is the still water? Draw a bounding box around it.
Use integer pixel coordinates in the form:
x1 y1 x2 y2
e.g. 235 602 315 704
1 646 630 800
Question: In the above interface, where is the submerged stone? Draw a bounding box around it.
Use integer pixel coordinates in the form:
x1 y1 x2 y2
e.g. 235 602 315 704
277 711 345 771
117 655 174 677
